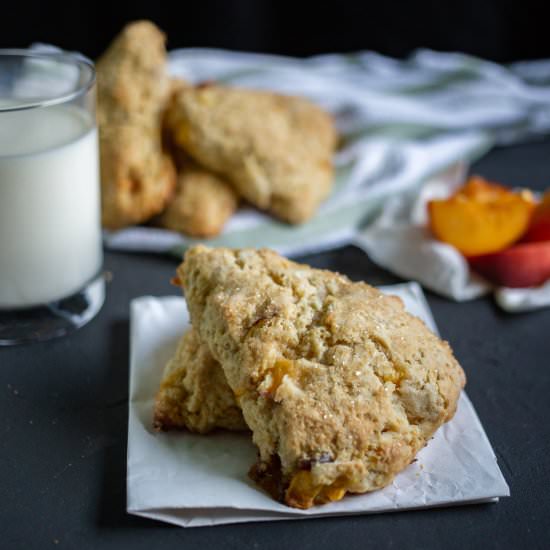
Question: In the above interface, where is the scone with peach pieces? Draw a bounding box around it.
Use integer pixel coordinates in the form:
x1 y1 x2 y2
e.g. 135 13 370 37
165 85 337 224
177 246 465 509
154 328 247 433
97 20 176 229
158 155 238 238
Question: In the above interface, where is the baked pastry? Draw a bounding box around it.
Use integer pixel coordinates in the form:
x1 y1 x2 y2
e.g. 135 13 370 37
97 20 176 229
158 157 238 238
156 80 238 237
165 84 337 224
177 246 465 509
98 124 176 229
158 165 238 238
154 329 247 433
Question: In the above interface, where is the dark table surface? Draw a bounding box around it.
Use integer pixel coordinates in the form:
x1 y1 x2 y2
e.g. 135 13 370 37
2 139 550 550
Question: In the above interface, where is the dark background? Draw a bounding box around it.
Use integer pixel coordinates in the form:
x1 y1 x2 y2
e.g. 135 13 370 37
2 0 550 62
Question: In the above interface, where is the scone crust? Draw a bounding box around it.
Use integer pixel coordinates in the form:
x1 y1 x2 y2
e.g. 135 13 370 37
178 246 466 508
96 20 170 126
165 85 337 224
97 21 175 228
158 161 238 238
154 329 247 433
99 124 176 228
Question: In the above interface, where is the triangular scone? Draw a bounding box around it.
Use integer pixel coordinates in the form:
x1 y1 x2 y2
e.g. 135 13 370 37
154 329 247 433
178 246 466 509
97 21 176 229
165 84 337 224
158 156 238 238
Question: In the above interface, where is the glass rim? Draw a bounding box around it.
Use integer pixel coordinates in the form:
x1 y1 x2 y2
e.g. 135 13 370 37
0 48 96 113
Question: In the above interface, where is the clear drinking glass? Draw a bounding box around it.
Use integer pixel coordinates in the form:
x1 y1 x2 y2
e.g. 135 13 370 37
0 50 104 345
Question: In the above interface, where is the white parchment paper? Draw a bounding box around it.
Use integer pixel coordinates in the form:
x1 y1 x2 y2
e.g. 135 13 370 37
127 283 509 527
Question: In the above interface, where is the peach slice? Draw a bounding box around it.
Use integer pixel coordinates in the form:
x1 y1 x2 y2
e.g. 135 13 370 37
522 189 550 243
469 241 550 288
428 176 536 256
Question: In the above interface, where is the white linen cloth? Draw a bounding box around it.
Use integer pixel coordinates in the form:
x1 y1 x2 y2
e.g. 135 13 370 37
105 48 550 263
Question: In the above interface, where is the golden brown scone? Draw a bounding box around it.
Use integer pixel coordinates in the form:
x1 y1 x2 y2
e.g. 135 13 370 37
169 77 190 99
178 246 466 509
97 20 171 126
161 79 192 171
97 21 176 229
154 329 247 433
165 85 337 224
160 110 239 238
99 124 176 229
158 161 239 238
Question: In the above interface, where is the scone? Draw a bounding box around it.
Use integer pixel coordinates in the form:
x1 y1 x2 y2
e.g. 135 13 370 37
177 246 465 509
154 329 247 433
97 20 176 229
158 155 239 238
165 84 337 224
99 124 176 229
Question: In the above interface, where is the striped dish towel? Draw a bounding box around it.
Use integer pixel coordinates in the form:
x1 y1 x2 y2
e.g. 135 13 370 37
104 49 550 258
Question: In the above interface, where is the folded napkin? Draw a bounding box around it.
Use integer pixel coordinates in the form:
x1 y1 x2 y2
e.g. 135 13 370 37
105 48 550 258
355 171 550 312
127 283 509 528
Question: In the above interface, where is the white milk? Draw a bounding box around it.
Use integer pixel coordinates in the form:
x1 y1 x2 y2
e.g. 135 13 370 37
0 105 102 308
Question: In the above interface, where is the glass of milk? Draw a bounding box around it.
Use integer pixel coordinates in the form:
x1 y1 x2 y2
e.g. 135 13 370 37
0 50 104 345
